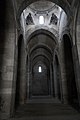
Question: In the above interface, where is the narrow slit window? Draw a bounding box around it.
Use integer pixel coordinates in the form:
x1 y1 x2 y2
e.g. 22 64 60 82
38 66 42 73
39 16 44 24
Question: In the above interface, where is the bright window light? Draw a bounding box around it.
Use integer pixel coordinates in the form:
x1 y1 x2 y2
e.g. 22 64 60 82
59 7 62 12
38 66 42 73
39 16 44 24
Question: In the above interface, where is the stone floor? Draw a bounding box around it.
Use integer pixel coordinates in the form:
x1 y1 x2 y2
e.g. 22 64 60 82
1 98 79 120
9 115 80 120
7 98 80 120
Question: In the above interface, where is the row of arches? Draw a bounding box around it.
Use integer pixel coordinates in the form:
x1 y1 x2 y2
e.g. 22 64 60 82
0 0 80 119
15 31 79 111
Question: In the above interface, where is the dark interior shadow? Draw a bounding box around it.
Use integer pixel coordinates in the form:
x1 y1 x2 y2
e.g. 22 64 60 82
63 34 79 110
15 35 23 109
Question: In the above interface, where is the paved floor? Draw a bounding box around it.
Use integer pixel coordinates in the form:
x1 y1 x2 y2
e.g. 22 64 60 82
5 99 80 120
9 115 80 120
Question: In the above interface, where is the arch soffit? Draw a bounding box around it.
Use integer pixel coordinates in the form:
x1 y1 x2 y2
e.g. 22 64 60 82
30 44 53 57
26 28 58 47
32 55 50 69
31 53 52 63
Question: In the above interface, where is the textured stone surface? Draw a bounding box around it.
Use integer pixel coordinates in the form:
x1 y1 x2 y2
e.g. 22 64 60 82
7 101 80 120
0 0 80 120
0 0 16 118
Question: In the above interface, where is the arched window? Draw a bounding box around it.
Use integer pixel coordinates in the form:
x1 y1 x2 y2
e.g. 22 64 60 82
39 16 44 24
38 66 42 73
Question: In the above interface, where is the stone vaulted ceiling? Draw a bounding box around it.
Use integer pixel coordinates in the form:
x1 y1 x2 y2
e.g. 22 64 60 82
13 0 75 21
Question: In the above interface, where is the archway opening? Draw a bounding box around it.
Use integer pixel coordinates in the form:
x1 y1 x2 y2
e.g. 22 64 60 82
27 32 55 100
31 62 50 97
63 34 78 107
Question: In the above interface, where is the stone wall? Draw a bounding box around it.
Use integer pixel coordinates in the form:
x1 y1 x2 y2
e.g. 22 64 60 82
75 3 80 106
0 0 17 119
76 5 80 64
31 62 50 97
69 1 80 106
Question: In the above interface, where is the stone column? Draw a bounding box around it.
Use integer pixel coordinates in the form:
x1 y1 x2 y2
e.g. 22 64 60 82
50 63 53 97
26 54 31 101
59 42 68 103
19 40 27 104
53 57 58 99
